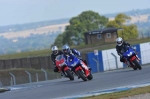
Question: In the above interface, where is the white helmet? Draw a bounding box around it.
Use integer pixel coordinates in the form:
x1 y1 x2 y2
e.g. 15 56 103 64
51 46 58 55
116 37 123 46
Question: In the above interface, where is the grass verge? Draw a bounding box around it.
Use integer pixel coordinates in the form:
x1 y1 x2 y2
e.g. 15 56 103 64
80 85 150 99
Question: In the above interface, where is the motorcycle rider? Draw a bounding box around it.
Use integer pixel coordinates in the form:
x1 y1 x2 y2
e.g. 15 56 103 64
62 44 90 70
51 46 63 72
116 37 140 65
62 44 88 65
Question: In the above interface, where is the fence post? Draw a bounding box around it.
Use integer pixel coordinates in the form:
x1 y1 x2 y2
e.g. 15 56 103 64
41 68 48 80
111 53 118 69
36 73 39 82
93 50 100 72
25 71 32 83
92 58 99 72
9 72 16 85
45 55 48 69
10 77 13 86
0 81 3 87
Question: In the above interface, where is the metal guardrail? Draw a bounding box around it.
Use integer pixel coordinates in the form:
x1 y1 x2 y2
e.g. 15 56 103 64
41 68 48 81
25 71 32 83
9 72 16 85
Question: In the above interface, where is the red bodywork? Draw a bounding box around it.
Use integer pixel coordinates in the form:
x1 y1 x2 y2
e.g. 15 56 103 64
75 61 90 77
55 55 69 72
130 56 136 61
125 55 140 67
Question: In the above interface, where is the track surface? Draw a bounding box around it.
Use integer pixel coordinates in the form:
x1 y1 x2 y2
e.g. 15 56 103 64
0 66 150 99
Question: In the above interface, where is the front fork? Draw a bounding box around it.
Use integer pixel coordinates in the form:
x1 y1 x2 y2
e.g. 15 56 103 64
61 66 70 77
129 55 140 66
74 66 89 77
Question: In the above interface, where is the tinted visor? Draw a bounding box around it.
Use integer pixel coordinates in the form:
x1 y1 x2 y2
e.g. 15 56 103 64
63 49 69 54
53 50 57 54
63 49 67 52
117 41 122 44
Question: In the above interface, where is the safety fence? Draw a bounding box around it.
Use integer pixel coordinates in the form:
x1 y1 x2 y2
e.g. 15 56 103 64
0 69 62 86
0 54 87 86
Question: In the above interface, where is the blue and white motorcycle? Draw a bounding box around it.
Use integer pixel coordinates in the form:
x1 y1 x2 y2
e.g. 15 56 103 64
121 45 142 70
65 55 93 81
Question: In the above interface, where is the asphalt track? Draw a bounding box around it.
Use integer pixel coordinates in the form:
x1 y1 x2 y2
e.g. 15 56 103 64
0 65 150 99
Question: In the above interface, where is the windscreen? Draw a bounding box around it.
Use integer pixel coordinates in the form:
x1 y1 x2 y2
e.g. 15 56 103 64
55 55 63 61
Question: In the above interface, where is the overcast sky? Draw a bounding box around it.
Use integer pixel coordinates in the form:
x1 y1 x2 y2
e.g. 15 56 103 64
0 0 149 26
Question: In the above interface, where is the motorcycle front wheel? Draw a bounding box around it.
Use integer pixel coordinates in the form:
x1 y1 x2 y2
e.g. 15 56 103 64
76 70 87 81
87 72 93 80
65 69 74 80
133 59 142 70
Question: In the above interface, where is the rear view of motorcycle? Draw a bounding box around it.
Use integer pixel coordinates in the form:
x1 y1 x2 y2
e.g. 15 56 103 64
55 55 74 80
121 45 142 70
66 55 93 81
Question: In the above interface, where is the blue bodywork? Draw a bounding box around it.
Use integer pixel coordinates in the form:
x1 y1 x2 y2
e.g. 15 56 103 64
64 55 81 69
122 47 135 60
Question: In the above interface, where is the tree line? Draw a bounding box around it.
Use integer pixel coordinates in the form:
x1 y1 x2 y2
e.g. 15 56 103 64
52 11 139 47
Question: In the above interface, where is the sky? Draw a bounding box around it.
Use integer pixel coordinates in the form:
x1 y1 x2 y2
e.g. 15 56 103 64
0 0 149 26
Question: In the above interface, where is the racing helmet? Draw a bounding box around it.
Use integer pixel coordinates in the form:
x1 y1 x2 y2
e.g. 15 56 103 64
51 46 58 55
116 37 123 46
62 45 70 55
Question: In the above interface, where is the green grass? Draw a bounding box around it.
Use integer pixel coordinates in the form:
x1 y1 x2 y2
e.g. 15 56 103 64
0 49 51 59
79 85 150 99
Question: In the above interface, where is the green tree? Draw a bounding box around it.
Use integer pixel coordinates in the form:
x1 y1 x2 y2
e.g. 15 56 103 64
52 34 64 47
53 10 108 46
106 13 138 40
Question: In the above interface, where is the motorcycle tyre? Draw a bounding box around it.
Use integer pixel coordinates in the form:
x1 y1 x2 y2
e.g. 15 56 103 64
133 59 142 70
65 69 74 80
76 70 87 81
87 71 93 80
133 67 137 70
